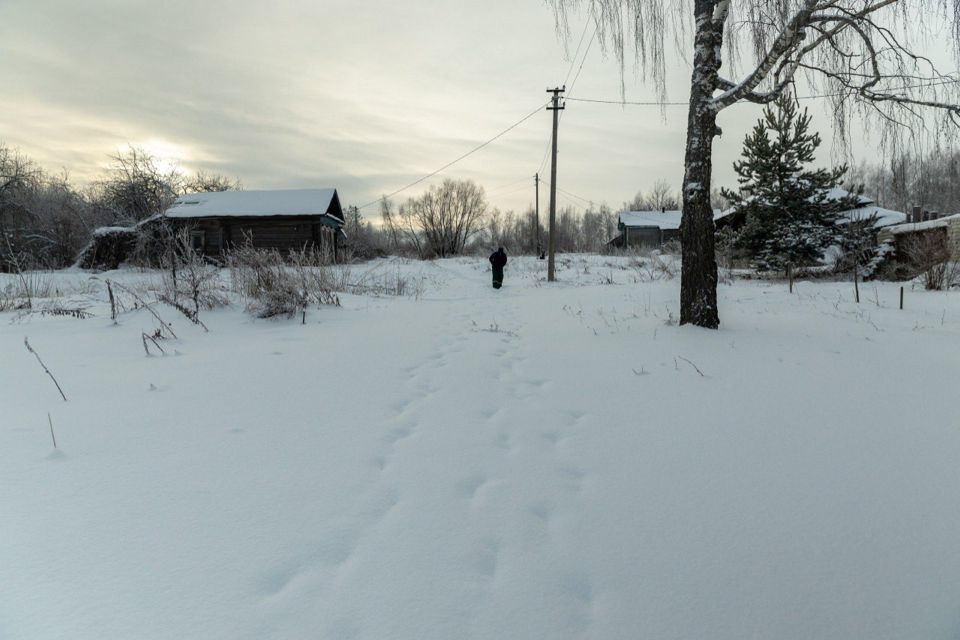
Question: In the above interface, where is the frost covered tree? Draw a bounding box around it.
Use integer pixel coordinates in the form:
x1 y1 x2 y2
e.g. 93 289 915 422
182 170 241 194
549 0 960 327
722 94 861 271
402 179 487 258
94 147 181 223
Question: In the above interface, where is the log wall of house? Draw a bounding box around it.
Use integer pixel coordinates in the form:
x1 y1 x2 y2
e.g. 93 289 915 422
174 216 339 260
947 217 960 259
623 227 662 248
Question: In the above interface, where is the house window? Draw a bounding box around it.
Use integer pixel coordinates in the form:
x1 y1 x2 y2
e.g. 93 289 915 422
191 230 205 252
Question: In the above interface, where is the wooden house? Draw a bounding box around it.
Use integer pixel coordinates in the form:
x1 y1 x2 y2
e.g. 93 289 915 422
164 188 346 260
609 208 723 249
877 211 960 278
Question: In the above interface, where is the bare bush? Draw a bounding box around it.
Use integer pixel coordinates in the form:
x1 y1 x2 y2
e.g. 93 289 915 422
631 253 678 282
900 231 952 290
162 228 228 316
227 240 340 320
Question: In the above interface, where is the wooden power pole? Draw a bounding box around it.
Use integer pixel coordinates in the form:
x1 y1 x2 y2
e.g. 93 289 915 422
534 173 541 257
546 86 564 282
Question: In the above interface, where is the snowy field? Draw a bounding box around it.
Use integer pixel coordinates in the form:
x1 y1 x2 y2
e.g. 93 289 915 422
2 254 960 640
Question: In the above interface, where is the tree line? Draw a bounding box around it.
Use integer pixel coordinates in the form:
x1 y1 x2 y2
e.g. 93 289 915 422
6 136 953 272
370 183 622 260
847 149 960 217
1 143 654 270
0 145 239 272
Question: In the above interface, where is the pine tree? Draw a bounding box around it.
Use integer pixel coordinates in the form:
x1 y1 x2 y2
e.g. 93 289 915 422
722 95 862 273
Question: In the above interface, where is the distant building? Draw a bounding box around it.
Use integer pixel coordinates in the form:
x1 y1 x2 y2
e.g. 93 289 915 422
608 208 724 249
876 209 960 278
165 188 346 258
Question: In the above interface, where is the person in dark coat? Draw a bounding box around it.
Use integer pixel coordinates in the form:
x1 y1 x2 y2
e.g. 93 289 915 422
489 247 507 289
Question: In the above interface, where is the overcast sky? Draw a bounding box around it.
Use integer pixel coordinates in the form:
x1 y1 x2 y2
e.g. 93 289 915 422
0 0 945 217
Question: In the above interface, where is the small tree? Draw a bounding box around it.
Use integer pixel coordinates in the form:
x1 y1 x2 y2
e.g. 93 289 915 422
722 95 861 272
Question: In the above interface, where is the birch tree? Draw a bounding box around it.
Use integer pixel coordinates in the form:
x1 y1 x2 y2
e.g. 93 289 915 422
549 0 960 328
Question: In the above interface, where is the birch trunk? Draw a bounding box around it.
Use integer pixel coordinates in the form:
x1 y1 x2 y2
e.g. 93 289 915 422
679 1 724 329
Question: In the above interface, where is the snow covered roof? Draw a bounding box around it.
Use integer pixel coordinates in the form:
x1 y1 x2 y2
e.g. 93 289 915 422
883 213 960 235
717 187 874 222
836 205 907 228
165 188 342 220
619 209 724 230
822 187 873 206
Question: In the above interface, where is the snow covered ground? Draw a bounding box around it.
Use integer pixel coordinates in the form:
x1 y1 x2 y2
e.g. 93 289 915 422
2 255 959 640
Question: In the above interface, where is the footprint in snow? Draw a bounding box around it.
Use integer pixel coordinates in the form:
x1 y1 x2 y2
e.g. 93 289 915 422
543 431 562 445
456 474 488 499
529 501 553 522
479 407 500 420
475 538 500 577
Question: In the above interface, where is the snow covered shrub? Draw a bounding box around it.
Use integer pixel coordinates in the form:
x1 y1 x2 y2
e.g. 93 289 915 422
660 239 681 255
0 284 26 312
900 231 953 290
0 271 57 311
161 229 228 320
227 240 339 320
345 267 418 297
638 253 676 281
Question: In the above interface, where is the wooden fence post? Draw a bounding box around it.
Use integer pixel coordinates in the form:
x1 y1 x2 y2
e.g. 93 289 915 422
853 264 860 304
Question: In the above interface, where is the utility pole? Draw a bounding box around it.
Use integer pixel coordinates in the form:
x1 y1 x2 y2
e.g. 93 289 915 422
534 173 542 258
546 86 564 281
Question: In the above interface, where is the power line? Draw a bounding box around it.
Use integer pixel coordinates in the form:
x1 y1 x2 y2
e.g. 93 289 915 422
566 25 597 98
488 183 533 199
358 101 549 210
538 23 599 177
486 175 534 196
537 23 600 179
565 97 688 106
563 19 593 88
556 186 594 207
536 130 553 176
540 178 597 209
538 25 599 177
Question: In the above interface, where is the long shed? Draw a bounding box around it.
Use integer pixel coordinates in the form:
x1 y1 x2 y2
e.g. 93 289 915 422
611 209 724 248
165 188 346 259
